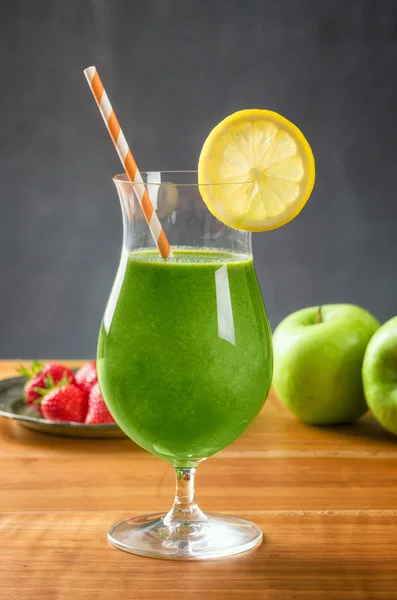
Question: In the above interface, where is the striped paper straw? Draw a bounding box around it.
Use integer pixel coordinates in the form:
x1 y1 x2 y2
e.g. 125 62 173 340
84 66 172 259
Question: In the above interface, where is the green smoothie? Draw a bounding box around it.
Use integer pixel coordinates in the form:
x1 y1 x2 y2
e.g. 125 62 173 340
97 248 272 463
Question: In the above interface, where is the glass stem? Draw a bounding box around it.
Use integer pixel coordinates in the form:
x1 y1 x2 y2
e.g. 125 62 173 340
163 464 207 526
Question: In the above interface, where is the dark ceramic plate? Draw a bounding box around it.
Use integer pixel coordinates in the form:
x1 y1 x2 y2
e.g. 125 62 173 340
0 375 125 438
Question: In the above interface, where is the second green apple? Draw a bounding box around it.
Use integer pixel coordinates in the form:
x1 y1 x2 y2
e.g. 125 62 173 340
273 304 380 425
362 316 397 436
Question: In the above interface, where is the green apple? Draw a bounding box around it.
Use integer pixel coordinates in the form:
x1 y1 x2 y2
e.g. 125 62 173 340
273 304 380 425
362 316 397 436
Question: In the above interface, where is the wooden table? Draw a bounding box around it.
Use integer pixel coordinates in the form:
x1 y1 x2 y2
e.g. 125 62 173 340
1 360 397 599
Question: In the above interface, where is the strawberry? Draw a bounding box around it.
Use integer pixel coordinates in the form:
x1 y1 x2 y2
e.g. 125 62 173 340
40 384 88 423
18 362 75 406
85 383 115 425
75 361 97 394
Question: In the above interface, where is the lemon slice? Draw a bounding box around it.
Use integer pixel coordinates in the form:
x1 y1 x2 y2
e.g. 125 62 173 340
198 109 315 231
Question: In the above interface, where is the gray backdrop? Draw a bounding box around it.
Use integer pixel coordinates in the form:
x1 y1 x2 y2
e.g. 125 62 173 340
1 0 396 358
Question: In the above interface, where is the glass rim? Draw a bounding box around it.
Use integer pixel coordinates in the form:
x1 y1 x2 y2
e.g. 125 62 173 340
113 170 255 187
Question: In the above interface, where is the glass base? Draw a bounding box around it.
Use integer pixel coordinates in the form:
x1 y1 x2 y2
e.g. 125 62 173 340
108 512 263 560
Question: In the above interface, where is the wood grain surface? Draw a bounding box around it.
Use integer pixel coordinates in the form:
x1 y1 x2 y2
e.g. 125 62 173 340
1 360 397 599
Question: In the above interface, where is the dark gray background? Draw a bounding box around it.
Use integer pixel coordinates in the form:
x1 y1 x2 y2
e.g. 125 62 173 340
1 0 396 358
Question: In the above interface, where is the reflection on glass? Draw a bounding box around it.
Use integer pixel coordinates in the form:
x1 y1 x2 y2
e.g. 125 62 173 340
215 264 235 345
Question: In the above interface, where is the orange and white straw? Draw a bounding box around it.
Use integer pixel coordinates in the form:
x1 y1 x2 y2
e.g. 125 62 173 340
84 66 172 259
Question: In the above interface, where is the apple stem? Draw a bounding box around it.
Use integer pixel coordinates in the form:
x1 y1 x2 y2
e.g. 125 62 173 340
317 305 323 324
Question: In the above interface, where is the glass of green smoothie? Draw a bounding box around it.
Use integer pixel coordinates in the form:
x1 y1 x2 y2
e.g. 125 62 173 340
97 171 273 560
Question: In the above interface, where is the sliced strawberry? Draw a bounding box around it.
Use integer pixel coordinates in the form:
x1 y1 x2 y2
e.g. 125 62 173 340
75 361 97 394
40 384 88 423
86 383 115 425
19 362 75 407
